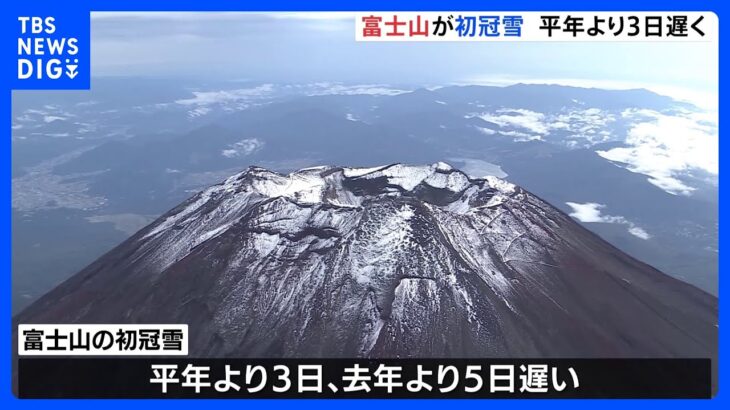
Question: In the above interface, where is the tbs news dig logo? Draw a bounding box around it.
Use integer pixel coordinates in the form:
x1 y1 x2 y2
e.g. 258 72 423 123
17 16 79 80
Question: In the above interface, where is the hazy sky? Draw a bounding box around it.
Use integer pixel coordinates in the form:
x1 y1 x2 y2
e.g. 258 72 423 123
91 12 718 109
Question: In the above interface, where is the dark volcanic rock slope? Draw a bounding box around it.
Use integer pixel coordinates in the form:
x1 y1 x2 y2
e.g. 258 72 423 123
16 163 717 359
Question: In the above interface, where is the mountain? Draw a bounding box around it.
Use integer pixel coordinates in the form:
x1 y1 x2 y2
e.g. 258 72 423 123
15 163 717 360
13 83 718 314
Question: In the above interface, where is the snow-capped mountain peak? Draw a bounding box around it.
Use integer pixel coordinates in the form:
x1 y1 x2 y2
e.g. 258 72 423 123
17 164 716 361
216 162 515 207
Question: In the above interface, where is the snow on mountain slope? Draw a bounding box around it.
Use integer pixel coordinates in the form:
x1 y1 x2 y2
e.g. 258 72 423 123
16 163 717 360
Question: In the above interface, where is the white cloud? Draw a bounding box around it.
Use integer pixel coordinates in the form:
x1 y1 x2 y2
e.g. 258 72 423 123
566 202 613 223
473 104 717 196
475 127 496 135
473 107 616 145
566 202 651 240
480 109 549 135
628 226 651 240
596 109 718 195
306 83 408 96
175 84 275 107
552 108 616 143
221 138 264 158
499 130 542 141
187 107 211 118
